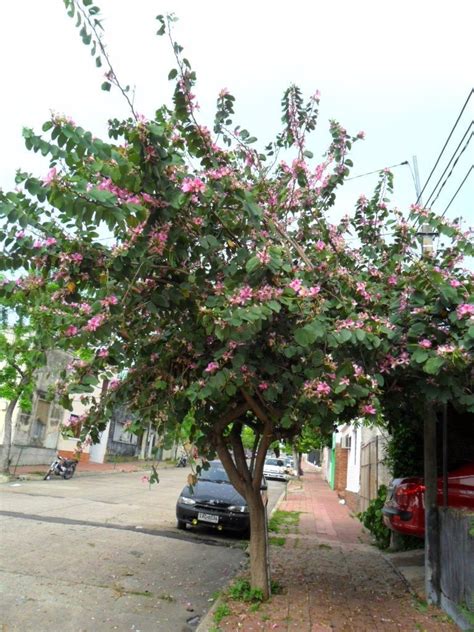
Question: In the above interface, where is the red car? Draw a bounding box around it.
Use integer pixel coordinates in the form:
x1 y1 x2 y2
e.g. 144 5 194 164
382 463 474 537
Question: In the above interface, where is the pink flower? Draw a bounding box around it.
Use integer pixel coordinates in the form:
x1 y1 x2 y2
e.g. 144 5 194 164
108 378 121 390
44 237 57 247
258 382 269 391
98 348 109 358
256 249 271 265
449 279 461 288
289 279 302 292
419 339 432 349
15 230 26 239
204 361 219 374
101 295 118 307
456 303 474 318
42 167 57 185
316 381 331 396
219 88 229 98
236 286 253 305
141 475 149 484
65 325 79 337
308 286 321 296
181 177 206 194
361 404 376 416
387 275 398 286
357 131 366 139
84 313 106 332
315 240 326 251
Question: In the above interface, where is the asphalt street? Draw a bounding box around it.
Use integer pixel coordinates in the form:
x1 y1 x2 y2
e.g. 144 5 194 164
0 467 285 632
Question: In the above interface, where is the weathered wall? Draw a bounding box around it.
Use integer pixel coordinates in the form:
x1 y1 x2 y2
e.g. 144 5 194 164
439 508 474 627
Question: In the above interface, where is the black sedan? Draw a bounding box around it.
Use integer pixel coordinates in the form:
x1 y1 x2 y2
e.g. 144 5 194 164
176 460 267 533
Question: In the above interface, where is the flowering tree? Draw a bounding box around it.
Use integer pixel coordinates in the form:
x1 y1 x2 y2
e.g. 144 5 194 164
0 4 473 596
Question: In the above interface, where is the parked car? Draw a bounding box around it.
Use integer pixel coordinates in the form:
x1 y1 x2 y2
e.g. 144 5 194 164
263 457 291 481
382 463 474 537
176 460 268 533
284 456 297 476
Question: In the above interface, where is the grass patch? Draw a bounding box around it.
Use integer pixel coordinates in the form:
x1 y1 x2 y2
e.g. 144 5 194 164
271 580 282 594
269 536 286 546
228 579 264 603
413 597 428 614
268 510 300 534
213 603 231 624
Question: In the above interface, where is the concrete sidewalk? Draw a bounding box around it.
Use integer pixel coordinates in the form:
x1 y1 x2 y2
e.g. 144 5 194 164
9 459 157 479
202 466 457 631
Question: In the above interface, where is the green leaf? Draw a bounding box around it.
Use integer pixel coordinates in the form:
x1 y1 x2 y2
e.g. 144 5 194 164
423 356 444 375
295 325 317 347
101 81 111 92
412 349 428 364
168 68 178 80
245 256 260 273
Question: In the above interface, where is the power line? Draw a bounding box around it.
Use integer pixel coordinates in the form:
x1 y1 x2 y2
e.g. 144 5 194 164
416 88 473 204
346 161 409 181
441 165 473 217
425 121 473 207
429 132 473 209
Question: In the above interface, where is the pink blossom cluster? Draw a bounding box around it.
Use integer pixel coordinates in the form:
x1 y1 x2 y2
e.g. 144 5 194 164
303 379 332 398
204 361 219 374
181 177 206 194
33 237 57 248
58 252 83 265
229 285 253 305
256 249 271 265
42 167 58 185
84 313 106 332
457 303 474 319
96 177 141 205
436 344 456 355
100 295 118 308
355 281 371 301
419 339 432 349
206 166 231 180
65 325 79 337
149 224 170 256
108 378 121 390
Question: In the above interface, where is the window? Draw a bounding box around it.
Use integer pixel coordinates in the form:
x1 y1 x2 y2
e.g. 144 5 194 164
31 418 46 441
49 402 64 426
112 421 138 444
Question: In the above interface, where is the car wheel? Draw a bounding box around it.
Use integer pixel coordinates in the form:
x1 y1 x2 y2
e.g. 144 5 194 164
177 519 187 530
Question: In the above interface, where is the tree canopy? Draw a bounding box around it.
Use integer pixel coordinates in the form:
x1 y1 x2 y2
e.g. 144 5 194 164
0 4 472 594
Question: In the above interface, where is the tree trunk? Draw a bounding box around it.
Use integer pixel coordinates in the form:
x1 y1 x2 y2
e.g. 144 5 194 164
247 485 271 599
1 397 19 474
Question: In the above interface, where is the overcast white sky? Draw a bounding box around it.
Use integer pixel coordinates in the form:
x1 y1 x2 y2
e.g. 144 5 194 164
1 0 473 235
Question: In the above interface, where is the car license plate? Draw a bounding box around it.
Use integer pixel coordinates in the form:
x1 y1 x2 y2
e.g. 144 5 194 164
198 512 219 524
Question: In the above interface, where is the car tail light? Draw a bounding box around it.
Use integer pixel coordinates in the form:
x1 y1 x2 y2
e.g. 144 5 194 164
395 482 426 507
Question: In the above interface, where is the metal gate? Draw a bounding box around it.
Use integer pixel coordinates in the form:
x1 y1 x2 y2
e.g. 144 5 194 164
359 435 390 511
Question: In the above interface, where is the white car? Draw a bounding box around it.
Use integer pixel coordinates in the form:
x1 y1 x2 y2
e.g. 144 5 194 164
263 457 291 481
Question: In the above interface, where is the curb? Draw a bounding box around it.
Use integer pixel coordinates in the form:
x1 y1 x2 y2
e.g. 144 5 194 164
196 483 289 632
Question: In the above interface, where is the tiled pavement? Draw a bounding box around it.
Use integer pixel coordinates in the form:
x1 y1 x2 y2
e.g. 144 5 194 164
203 465 458 632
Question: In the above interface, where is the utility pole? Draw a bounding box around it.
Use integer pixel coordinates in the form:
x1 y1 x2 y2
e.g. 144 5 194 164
415 155 441 604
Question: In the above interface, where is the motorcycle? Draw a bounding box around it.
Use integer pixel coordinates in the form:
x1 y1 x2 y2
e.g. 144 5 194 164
176 455 187 467
44 454 78 480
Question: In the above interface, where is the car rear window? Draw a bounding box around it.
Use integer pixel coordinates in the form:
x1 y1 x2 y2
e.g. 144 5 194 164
199 463 230 482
